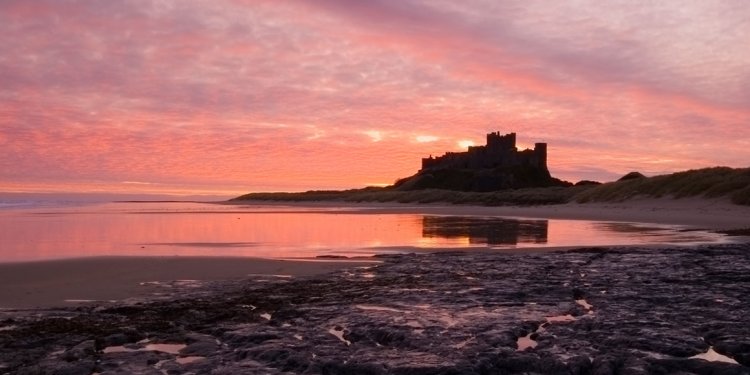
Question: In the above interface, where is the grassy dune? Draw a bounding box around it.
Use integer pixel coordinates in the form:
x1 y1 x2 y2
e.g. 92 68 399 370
574 167 750 205
233 186 589 206
232 167 750 206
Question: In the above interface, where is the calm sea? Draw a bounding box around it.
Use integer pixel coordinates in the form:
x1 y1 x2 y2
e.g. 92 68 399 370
0 200 732 263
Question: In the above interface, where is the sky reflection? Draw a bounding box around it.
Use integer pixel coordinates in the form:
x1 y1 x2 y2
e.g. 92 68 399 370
0 202 731 262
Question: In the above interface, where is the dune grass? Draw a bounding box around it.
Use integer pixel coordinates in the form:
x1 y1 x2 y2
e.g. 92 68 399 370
573 167 750 205
233 186 591 206
232 167 750 206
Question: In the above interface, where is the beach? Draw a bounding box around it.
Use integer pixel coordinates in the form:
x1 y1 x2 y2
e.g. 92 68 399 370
1 199 749 373
0 256 377 309
1 198 747 309
2 243 749 373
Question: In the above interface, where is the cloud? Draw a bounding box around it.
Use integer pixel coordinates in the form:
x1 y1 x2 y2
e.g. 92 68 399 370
415 135 439 143
0 0 748 193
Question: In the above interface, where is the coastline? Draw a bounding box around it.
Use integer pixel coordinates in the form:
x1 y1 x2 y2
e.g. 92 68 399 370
225 197 750 230
2 197 747 310
1 199 749 372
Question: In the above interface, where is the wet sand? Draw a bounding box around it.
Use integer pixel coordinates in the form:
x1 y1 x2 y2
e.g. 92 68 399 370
0 256 376 309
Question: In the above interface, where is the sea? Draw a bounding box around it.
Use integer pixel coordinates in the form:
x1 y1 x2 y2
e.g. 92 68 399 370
0 197 734 263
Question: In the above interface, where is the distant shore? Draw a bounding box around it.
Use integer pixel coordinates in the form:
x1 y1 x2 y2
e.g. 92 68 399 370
227 197 750 230
231 166 750 208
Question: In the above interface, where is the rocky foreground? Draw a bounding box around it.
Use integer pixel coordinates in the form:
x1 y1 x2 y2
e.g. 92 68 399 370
1 244 750 375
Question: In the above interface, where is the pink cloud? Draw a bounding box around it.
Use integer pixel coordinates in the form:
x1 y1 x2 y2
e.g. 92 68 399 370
1 0 749 194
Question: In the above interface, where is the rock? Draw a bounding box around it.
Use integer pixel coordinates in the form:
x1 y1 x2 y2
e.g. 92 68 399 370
18 360 96 375
61 340 96 361
102 333 129 346
3 244 750 374
179 340 219 357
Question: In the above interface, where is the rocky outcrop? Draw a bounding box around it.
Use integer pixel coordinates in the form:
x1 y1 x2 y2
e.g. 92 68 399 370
1 244 749 374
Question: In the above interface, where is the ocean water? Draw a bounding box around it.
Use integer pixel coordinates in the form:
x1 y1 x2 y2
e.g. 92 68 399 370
0 200 732 263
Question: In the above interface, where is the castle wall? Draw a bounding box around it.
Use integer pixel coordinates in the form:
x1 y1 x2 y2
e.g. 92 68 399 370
421 132 547 171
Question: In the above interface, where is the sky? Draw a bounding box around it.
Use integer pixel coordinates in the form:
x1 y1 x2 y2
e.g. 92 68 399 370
1 1 749 197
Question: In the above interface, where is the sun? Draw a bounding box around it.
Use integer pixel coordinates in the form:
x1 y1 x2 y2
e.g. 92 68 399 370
457 140 475 149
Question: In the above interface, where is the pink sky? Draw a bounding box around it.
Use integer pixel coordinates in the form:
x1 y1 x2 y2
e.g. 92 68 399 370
1 1 749 197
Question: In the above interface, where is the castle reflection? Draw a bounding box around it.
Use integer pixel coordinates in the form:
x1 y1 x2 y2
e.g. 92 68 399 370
421 216 548 245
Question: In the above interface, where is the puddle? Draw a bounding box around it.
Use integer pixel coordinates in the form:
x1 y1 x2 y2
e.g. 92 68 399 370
328 326 351 346
103 343 186 355
518 311 579 351
246 274 293 278
408 303 432 309
102 345 135 354
0 325 17 332
176 356 205 364
144 343 186 354
576 299 594 314
516 333 538 351
294 334 304 341
690 347 739 364
355 305 404 313
546 314 576 323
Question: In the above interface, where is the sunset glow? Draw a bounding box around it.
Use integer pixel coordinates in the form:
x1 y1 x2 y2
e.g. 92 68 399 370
1 1 748 196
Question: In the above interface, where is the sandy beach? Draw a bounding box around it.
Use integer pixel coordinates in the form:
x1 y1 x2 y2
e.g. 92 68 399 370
1 198 748 310
0 200 748 373
0 256 376 309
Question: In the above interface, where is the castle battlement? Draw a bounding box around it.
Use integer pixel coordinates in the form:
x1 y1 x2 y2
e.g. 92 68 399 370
421 132 547 171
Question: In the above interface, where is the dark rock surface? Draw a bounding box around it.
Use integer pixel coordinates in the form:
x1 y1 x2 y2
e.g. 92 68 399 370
1 244 749 374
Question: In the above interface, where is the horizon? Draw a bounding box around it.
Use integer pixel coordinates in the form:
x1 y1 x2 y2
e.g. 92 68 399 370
2 1 749 196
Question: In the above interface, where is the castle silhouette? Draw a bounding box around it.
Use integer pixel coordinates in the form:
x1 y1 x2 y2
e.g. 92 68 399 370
421 132 547 171
392 131 558 191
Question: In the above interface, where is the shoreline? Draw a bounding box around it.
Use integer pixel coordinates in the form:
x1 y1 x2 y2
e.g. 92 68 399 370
224 197 750 230
2 198 748 309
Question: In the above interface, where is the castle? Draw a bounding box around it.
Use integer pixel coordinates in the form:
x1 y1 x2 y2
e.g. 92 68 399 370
421 132 547 171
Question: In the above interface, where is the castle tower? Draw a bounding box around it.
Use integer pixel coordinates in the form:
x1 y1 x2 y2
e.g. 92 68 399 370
534 143 547 169
486 132 516 151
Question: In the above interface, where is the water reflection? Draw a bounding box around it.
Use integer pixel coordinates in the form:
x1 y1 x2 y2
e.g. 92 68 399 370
422 216 548 245
0 201 733 262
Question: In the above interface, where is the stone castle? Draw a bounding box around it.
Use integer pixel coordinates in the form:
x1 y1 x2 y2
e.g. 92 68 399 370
421 132 547 171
